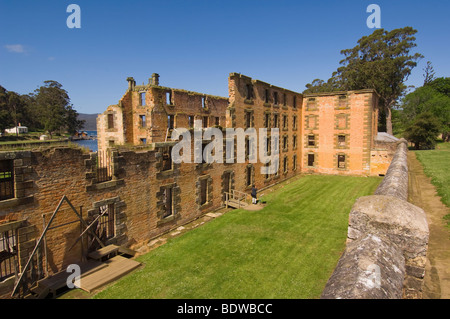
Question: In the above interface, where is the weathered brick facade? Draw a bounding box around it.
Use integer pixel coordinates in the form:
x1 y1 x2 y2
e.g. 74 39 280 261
0 72 395 298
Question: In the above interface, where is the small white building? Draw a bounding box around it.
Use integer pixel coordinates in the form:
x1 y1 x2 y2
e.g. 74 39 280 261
5 126 28 134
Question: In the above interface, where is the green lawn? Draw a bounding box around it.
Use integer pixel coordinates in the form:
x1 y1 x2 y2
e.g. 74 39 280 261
94 175 381 299
415 141 450 226
415 142 450 208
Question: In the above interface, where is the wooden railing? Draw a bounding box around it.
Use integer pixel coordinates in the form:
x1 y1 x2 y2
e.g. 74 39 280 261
225 189 251 209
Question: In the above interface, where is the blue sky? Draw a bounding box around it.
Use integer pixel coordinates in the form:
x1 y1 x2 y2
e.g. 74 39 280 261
1 0 449 114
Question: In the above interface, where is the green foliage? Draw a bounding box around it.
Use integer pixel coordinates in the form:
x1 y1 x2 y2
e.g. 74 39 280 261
0 85 30 132
415 141 450 212
303 78 342 94
304 27 423 135
337 27 423 135
0 81 84 137
400 77 450 141
391 108 405 137
404 112 441 149
422 61 436 86
428 77 450 96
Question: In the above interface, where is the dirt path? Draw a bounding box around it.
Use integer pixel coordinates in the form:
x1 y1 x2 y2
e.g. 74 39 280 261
407 152 450 299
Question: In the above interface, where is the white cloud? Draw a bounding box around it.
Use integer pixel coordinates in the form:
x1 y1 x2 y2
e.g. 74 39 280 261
4 44 26 53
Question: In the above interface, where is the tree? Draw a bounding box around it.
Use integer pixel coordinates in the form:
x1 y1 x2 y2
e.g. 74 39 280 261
401 77 450 141
336 27 423 135
0 85 31 134
423 61 436 86
65 104 85 135
32 80 84 138
0 86 13 132
304 27 423 135
303 78 341 94
404 112 441 149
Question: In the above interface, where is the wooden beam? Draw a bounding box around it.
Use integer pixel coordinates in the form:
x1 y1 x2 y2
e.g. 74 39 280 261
0 220 26 233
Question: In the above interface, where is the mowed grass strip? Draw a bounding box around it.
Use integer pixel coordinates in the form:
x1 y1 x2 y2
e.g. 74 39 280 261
414 142 450 208
94 175 381 299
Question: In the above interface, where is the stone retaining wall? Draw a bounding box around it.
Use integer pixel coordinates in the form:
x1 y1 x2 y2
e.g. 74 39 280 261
321 138 429 299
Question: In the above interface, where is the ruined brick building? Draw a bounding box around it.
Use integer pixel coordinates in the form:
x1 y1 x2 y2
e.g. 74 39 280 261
98 72 391 177
0 72 396 298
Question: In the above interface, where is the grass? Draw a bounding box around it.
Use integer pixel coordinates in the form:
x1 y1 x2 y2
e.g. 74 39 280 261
414 141 450 226
93 174 381 299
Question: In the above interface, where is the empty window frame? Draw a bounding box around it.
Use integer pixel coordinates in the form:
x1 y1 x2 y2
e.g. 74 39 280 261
201 96 206 109
273 92 279 105
200 178 208 206
107 113 114 129
188 115 195 128
283 93 287 106
97 204 115 240
245 137 256 160
282 115 288 130
0 229 18 281
283 136 288 150
338 95 347 108
163 187 173 218
264 89 270 103
338 135 347 147
337 154 346 169
308 134 316 147
273 114 279 128
201 142 208 164
139 92 146 106
139 115 146 128
222 172 232 194
203 116 208 128
293 135 297 149
264 162 270 180
246 84 253 100
168 115 175 130
264 113 270 128
245 112 252 129
0 160 14 201
246 166 253 187
293 155 297 171
96 151 112 183
307 97 316 110
162 146 173 171
166 91 173 105
283 156 288 173
293 96 297 108
215 117 220 126
307 153 315 167
140 138 147 145
292 115 297 130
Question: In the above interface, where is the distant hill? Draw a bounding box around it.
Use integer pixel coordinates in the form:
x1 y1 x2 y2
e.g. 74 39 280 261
78 113 99 131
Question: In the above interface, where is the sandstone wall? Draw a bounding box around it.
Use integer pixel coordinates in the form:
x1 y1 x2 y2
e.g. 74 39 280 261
301 90 379 176
0 138 301 297
321 138 429 299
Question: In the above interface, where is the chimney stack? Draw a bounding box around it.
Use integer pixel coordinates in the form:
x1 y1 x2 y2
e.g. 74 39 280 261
150 73 160 86
126 77 135 91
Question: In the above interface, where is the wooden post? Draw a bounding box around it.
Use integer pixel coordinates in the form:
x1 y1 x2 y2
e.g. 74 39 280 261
42 214 48 277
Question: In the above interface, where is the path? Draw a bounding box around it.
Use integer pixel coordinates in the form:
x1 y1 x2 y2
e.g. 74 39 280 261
407 151 450 299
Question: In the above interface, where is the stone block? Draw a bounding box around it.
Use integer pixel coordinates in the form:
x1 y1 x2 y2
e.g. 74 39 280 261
348 195 429 260
321 234 405 299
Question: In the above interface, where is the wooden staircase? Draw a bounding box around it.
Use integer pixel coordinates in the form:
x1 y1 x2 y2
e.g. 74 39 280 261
225 190 251 209
26 244 139 299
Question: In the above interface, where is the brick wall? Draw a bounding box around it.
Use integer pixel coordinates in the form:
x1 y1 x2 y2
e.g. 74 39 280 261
301 90 379 176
